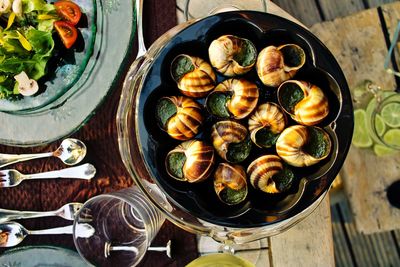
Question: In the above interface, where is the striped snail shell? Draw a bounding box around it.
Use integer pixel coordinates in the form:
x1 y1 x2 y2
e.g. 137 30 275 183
156 96 204 140
214 163 248 205
171 54 216 98
211 120 252 163
256 44 306 87
165 140 215 183
208 35 257 77
276 125 332 167
205 78 259 119
248 102 287 148
247 155 295 194
277 80 329 126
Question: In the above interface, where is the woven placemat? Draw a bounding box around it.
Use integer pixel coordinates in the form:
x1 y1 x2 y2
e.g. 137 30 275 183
0 1 198 266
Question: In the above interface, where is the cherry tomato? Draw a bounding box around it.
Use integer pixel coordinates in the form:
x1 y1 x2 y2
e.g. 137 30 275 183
54 1 82 26
54 21 78 49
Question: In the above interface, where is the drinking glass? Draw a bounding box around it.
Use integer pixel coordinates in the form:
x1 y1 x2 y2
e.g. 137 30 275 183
183 0 268 21
72 186 166 267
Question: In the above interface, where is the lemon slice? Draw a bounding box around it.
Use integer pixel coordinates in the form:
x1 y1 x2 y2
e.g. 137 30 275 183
373 144 396 156
352 109 373 148
383 129 400 146
381 102 400 128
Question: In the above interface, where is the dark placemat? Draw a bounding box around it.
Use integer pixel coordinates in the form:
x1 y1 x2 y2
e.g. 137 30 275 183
0 1 198 266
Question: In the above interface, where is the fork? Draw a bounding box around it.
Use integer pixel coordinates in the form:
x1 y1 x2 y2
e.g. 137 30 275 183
0 163 96 187
0 202 83 223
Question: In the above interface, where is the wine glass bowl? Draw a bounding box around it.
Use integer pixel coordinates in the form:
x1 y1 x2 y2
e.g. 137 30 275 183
117 11 353 243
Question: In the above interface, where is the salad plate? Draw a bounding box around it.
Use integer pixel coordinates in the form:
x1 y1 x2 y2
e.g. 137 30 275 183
0 0 136 146
0 245 88 267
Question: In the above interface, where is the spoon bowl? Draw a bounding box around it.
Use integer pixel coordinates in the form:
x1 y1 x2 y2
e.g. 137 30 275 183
54 138 87 165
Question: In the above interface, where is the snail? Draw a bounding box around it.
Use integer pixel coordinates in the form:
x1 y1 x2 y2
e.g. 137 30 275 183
214 163 248 205
165 140 215 183
277 80 329 126
208 35 257 76
205 78 259 119
171 54 216 98
211 120 252 163
247 155 295 194
248 102 287 148
256 44 306 87
276 125 332 167
155 96 203 140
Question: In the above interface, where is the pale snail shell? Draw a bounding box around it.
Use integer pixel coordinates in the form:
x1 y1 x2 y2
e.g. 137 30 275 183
211 120 252 163
156 96 204 140
214 163 248 205
247 155 294 194
256 44 306 87
276 125 332 167
165 140 215 183
171 54 217 98
206 78 259 119
277 80 329 126
208 35 257 77
248 102 287 148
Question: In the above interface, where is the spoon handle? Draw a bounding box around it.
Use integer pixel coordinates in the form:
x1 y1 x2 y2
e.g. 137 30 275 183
24 163 96 180
29 225 73 235
0 208 56 223
135 0 146 58
0 152 53 168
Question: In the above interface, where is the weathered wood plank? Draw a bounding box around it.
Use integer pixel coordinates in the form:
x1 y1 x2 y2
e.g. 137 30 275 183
270 197 335 267
331 204 355 267
366 0 398 8
318 0 365 21
310 8 396 91
272 0 322 27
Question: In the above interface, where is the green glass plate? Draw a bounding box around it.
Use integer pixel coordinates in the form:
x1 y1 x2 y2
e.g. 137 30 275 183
0 0 136 146
0 0 96 113
0 245 90 267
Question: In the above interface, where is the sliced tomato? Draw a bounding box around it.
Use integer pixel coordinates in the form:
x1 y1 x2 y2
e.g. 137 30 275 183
54 21 78 49
54 1 82 25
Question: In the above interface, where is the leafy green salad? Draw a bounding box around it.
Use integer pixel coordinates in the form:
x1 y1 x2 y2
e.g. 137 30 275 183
0 0 81 100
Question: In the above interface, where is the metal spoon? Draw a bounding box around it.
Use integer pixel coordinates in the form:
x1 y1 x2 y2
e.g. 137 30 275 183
0 222 94 247
104 240 172 258
0 138 87 168
0 202 83 223
0 163 96 188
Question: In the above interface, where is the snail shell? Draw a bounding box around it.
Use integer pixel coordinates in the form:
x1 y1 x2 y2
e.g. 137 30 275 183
248 102 287 148
165 140 215 183
156 96 204 140
247 155 294 194
277 80 329 126
214 163 248 205
211 120 252 163
256 44 306 87
205 78 259 119
208 35 257 77
171 54 216 98
276 125 332 167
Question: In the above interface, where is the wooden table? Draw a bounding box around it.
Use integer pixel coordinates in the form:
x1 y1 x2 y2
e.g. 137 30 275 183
175 1 335 266
311 1 400 235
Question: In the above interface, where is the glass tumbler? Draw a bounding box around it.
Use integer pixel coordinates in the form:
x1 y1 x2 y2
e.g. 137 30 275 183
72 187 165 267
